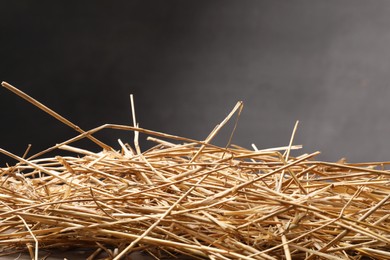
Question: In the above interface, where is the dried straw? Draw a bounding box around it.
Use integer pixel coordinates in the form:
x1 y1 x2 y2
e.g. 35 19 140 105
0 82 389 259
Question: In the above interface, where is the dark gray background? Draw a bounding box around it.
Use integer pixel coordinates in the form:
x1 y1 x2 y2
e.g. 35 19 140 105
1 0 389 165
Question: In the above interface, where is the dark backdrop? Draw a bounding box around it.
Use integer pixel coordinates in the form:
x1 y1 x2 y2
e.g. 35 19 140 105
1 0 390 165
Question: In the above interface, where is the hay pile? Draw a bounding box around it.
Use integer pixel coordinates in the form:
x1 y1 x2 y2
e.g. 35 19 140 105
0 82 389 259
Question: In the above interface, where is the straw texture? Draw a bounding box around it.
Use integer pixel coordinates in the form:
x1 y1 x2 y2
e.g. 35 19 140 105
0 82 389 259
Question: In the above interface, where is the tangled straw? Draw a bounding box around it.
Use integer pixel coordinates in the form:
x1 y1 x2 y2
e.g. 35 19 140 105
0 82 389 259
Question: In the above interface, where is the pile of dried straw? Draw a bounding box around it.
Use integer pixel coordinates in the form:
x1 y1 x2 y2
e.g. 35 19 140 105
0 82 389 260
